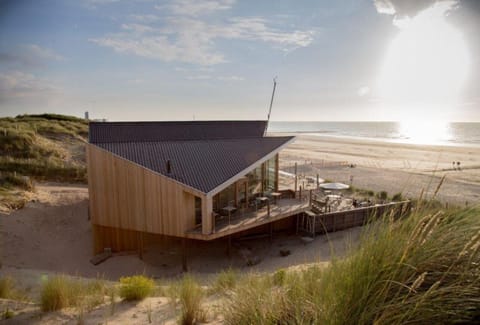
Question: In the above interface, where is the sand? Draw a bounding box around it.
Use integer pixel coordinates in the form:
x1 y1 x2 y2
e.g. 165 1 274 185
278 134 480 205
1 135 479 323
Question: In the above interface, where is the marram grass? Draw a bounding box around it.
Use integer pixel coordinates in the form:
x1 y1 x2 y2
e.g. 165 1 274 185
223 205 480 324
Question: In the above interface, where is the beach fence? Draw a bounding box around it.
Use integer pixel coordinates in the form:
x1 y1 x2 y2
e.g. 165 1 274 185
297 201 411 237
282 160 350 176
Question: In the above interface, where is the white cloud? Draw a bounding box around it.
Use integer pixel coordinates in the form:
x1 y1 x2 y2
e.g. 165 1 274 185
121 23 154 33
0 44 64 68
373 0 457 18
185 75 212 80
216 75 244 81
0 71 59 100
157 0 235 17
23 44 65 61
129 14 160 23
91 0 314 65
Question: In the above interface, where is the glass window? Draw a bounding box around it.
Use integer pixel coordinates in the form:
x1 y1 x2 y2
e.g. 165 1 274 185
195 197 202 225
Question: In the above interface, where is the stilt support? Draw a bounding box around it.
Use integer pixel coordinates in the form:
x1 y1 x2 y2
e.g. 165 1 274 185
182 238 188 272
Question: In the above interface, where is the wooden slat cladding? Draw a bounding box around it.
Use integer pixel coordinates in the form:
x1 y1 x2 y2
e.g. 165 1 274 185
88 144 197 237
92 224 185 254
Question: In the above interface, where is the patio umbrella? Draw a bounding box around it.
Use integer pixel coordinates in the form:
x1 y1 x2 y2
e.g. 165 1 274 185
319 182 350 190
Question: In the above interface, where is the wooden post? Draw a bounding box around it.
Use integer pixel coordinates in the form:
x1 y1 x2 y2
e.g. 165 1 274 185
182 238 188 272
138 232 143 260
234 182 239 207
294 162 298 196
275 154 279 191
299 186 302 201
227 236 232 258
202 196 213 235
316 174 319 189
244 181 248 209
267 199 270 217
269 222 273 244
309 190 312 208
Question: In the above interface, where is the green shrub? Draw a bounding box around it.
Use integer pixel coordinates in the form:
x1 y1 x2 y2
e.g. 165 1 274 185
377 190 388 200
2 308 14 320
0 173 35 191
119 275 155 301
392 192 403 201
367 190 375 196
213 268 238 293
272 269 287 286
0 277 14 298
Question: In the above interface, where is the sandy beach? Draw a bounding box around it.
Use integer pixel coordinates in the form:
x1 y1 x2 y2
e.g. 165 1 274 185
277 134 480 206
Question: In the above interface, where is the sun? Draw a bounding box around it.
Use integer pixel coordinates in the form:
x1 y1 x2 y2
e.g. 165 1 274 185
377 1 470 123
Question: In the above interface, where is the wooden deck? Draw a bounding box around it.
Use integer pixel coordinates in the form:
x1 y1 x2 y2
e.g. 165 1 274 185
185 198 310 240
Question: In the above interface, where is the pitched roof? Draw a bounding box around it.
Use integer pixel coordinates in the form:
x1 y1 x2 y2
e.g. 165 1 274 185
95 136 294 194
89 120 267 143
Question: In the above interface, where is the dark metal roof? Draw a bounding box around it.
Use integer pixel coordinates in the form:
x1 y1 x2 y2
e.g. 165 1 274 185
89 120 267 143
95 136 294 193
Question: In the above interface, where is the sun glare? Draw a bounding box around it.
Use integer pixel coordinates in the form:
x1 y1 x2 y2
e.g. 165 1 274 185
398 120 451 145
377 2 470 123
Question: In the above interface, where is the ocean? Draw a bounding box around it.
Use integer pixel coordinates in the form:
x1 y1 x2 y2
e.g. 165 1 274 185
267 121 480 146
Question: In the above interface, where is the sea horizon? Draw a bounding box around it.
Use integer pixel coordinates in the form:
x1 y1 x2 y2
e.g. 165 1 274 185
267 121 480 147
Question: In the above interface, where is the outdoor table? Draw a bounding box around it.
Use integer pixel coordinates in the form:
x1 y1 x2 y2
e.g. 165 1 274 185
256 196 270 216
222 205 236 225
271 192 282 204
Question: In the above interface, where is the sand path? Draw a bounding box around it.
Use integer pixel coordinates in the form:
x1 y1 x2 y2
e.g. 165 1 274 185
0 183 360 285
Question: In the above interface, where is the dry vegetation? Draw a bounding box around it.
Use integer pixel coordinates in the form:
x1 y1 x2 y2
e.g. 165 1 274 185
0 114 88 212
1 204 479 323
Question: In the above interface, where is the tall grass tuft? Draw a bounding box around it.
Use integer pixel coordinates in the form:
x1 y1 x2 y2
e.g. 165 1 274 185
223 205 480 324
0 277 15 298
212 268 239 293
40 275 107 312
40 275 83 311
119 275 155 301
177 275 205 325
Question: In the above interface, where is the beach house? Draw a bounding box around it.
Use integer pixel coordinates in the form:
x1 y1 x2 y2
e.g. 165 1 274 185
87 120 311 257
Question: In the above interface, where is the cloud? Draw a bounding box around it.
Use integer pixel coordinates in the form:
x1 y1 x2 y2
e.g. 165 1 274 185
0 44 64 68
23 44 65 61
157 0 235 17
0 71 59 101
129 14 160 23
216 75 244 81
91 0 314 65
373 0 456 18
185 75 212 80
185 74 244 81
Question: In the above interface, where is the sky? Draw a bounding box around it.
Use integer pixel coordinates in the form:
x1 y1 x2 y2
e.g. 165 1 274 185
0 0 479 122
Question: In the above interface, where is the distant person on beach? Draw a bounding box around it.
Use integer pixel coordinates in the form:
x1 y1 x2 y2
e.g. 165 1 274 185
457 161 461 170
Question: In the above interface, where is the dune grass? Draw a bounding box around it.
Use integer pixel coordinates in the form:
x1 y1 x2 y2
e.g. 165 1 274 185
223 204 480 324
177 275 206 325
211 268 239 294
0 277 15 299
40 275 107 312
0 114 88 211
119 275 155 301
0 114 87 184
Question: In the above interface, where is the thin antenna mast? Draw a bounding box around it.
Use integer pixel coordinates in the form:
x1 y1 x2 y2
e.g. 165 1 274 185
265 77 277 135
